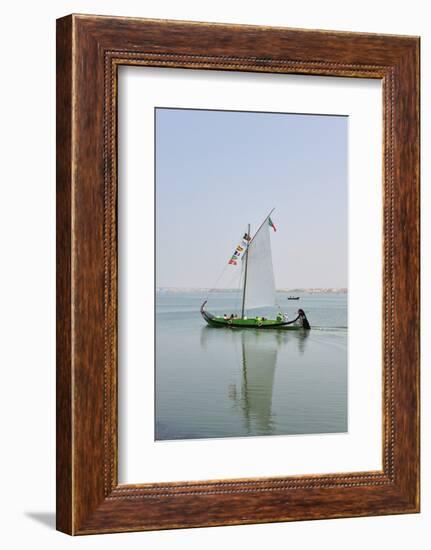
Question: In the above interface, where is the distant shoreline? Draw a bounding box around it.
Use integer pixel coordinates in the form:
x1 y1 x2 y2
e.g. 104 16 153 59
156 287 348 294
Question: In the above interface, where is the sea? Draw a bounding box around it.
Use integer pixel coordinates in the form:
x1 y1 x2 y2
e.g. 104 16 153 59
155 291 347 441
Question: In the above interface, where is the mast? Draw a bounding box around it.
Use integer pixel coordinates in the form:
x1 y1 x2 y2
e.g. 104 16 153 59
241 223 250 319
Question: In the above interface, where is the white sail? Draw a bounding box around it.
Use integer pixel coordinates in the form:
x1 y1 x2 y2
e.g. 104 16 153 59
243 221 276 310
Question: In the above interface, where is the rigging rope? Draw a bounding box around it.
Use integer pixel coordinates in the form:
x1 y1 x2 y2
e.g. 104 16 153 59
205 262 242 312
205 231 248 302
235 264 243 315
205 263 229 301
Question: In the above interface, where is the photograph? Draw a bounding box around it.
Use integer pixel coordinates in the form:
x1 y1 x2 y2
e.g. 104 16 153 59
0 2 421 544
155 107 348 440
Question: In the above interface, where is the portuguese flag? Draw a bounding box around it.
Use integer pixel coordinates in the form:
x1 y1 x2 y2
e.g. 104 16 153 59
268 217 277 232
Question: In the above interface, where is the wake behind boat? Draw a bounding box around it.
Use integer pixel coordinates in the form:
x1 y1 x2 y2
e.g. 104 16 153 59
200 209 310 330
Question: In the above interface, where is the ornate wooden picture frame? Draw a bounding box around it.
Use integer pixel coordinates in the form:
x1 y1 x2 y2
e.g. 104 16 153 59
56 14 420 534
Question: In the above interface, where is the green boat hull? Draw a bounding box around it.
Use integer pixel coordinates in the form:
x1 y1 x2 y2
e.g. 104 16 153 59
200 301 310 330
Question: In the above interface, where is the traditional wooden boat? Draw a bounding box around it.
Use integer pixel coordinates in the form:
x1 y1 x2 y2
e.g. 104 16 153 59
288 296 300 300
200 209 310 330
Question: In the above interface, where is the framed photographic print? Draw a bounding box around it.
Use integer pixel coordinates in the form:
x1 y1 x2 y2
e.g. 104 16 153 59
56 14 420 534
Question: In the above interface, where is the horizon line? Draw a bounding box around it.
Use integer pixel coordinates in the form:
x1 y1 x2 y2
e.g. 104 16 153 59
156 286 348 292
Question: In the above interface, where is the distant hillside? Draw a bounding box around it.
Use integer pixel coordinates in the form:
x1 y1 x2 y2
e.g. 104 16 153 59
156 287 348 294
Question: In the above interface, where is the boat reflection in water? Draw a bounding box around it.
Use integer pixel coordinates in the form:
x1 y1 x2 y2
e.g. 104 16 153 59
200 327 310 436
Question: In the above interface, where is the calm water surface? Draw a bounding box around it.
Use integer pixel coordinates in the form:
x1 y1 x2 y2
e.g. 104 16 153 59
155 292 347 440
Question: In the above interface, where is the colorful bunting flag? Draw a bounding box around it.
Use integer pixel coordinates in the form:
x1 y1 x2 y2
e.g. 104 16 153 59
228 234 251 265
268 217 277 232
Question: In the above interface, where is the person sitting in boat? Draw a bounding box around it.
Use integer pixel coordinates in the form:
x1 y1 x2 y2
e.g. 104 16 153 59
223 314 228 320
229 313 235 320
276 312 284 322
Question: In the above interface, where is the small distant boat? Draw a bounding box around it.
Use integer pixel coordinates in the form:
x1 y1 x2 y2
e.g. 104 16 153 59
200 209 310 330
287 296 300 300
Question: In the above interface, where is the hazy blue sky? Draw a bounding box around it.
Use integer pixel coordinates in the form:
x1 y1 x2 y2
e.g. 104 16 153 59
155 108 347 289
